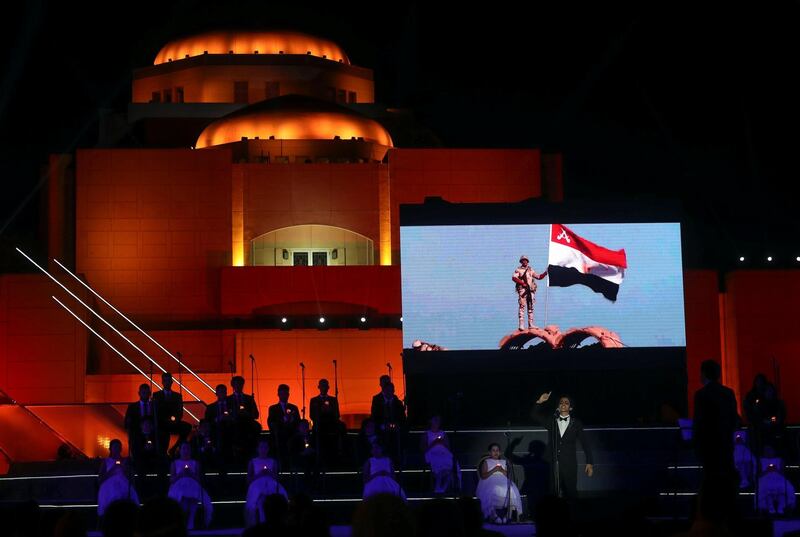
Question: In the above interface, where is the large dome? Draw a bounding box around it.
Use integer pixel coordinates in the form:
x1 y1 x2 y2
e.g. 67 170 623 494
154 30 350 65
195 95 393 149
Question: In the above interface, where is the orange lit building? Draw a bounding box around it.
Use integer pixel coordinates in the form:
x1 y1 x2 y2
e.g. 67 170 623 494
1 30 796 464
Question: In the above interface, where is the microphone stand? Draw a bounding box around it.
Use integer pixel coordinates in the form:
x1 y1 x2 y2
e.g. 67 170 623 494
503 429 513 523
249 354 256 398
552 410 561 499
300 362 307 420
333 360 339 399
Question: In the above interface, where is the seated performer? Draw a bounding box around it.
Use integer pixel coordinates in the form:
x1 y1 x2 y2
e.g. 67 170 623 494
362 441 406 500
97 439 139 519
420 415 460 494
245 438 288 527
733 430 756 489
475 443 523 523
167 442 213 529
152 372 192 457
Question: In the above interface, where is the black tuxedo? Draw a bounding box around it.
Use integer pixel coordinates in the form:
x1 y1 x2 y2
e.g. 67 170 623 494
204 399 234 455
124 400 155 450
532 403 593 499
228 391 259 420
152 389 191 454
693 381 738 477
309 394 340 430
370 394 406 430
268 402 301 462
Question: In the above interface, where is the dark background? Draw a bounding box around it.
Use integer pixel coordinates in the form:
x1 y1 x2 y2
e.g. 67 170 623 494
1 1 798 272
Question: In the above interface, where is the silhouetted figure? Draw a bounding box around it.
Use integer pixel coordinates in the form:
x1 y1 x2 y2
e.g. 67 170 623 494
267 383 300 466
531 392 594 501
352 494 415 537
693 360 739 486
152 373 191 457
135 498 187 537
309 378 344 466
228 376 262 460
358 418 380 465
242 493 289 537
370 381 406 460
759 383 787 456
124 384 157 460
204 384 234 460
190 420 219 470
100 500 138 537
505 437 550 516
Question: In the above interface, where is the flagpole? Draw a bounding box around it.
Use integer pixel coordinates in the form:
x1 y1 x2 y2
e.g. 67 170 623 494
544 224 551 327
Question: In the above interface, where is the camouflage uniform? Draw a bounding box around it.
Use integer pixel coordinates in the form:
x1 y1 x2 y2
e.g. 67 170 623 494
514 262 541 330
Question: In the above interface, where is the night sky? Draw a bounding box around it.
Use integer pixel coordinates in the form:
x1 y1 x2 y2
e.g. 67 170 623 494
1 1 798 272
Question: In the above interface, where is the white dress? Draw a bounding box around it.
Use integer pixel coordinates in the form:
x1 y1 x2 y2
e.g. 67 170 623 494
475 458 523 519
363 456 407 500
97 458 139 516
424 431 460 493
167 460 213 527
758 468 796 514
245 457 288 527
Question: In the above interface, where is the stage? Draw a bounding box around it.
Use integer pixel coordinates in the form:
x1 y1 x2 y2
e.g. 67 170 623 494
403 346 687 426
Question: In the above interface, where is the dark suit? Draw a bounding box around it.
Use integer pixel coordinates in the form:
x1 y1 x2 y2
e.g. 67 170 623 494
693 381 739 478
268 402 301 462
204 399 234 455
532 403 593 499
370 395 406 430
310 394 344 464
227 392 262 458
370 394 406 460
124 400 155 455
152 389 191 454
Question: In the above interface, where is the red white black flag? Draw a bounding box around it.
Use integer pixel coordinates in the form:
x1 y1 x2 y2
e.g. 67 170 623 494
547 224 627 302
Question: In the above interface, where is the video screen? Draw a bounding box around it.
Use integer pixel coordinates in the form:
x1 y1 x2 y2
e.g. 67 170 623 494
400 223 685 350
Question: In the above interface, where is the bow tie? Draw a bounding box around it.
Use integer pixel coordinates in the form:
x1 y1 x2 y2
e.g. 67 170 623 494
558 416 570 422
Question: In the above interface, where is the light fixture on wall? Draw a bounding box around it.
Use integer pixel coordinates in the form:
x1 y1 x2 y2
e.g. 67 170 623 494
282 249 289 260
331 249 338 260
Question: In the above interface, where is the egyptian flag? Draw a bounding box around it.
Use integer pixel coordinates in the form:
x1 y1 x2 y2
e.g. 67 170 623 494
547 224 627 301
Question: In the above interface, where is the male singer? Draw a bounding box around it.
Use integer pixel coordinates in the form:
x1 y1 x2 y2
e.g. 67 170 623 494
532 391 593 500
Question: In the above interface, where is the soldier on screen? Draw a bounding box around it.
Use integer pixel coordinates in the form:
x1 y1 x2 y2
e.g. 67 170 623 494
512 255 548 331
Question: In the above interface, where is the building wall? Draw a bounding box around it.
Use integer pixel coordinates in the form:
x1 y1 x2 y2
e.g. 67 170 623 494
75 148 233 321
388 149 543 263
132 64 374 104
0 275 87 404
238 163 383 265
724 270 800 421
683 270 723 413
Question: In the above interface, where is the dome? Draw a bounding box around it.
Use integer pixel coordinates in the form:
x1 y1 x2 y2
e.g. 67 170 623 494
195 95 393 149
154 30 350 65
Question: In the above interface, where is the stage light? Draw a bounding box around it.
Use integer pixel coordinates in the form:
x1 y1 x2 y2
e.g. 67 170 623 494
319 317 326 324
767 256 773 262
360 317 366 323
739 256 745 262
281 317 288 324
796 256 800 262
400 317 403 322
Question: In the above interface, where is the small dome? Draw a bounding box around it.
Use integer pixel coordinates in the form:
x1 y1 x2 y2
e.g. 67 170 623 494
195 95 393 148
154 30 350 65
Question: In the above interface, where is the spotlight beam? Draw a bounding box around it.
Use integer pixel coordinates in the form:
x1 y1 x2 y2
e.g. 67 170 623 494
15 248 203 401
52 258 215 394
53 296 201 423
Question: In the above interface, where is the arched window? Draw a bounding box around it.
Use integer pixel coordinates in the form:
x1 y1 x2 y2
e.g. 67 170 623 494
251 224 374 266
